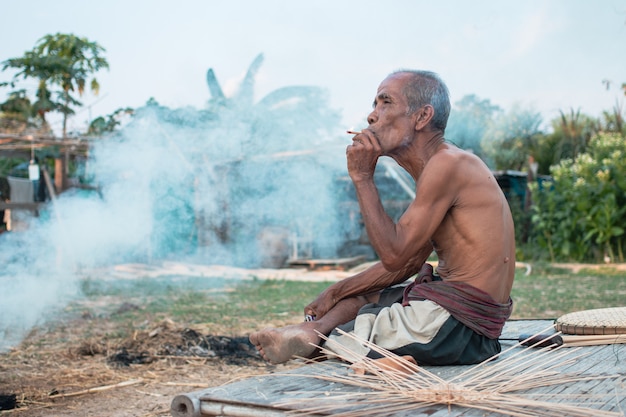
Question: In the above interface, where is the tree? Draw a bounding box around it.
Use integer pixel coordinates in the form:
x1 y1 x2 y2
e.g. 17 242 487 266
551 108 597 160
0 89 31 122
0 89 32 134
0 89 54 135
87 107 134 136
2 33 109 137
204 53 340 157
599 101 625 135
445 94 501 161
166 53 343 261
481 104 543 170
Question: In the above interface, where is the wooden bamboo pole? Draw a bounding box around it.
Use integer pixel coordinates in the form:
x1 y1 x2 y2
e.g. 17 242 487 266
48 379 143 399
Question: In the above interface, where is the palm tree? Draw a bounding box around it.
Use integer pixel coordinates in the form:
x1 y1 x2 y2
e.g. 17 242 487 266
600 102 625 135
551 108 597 160
194 54 342 257
205 53 340 157
2 33 109 137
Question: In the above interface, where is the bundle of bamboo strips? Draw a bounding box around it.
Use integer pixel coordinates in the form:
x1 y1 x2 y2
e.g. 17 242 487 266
277 329 624 417
560 333 626 347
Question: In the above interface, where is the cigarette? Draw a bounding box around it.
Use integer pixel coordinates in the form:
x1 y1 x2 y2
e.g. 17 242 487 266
346 130 361 135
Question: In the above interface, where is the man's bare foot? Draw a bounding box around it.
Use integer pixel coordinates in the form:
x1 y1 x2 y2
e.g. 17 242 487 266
351 355 418 375
249 323 321 364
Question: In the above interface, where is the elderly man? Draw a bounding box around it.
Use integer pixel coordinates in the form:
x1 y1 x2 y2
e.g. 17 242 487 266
250 70 515 366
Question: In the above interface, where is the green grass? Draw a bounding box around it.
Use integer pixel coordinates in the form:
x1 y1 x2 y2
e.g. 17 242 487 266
139 279 331 327
70 266 626 337
510 266 626 319
72 276 331 335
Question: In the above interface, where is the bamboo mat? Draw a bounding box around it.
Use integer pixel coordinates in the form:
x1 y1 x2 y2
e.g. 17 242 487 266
555 307 626 335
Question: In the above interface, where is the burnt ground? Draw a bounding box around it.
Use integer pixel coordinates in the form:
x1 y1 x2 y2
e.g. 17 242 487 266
0 263 357 417
0 313 302 417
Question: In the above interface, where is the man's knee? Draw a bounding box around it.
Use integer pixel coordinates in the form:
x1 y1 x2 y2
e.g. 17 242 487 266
363 291 382 304
342 294 378 310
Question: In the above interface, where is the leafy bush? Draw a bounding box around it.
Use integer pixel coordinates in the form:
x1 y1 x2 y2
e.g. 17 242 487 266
529 133 625 262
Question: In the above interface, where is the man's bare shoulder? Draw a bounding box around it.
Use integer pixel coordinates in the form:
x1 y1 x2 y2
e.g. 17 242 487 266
434 144 481 162
424 145 500 208
428 145 489 178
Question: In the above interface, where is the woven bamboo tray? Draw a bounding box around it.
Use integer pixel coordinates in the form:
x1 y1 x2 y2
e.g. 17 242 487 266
555 307 626 335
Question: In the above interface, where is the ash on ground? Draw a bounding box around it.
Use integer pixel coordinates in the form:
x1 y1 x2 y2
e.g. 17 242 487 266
74 319 261 367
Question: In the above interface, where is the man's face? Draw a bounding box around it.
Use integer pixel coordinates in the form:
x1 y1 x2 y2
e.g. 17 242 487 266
367 73 416 154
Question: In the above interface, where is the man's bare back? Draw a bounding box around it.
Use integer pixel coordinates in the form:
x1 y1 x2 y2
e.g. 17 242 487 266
250 70 515 365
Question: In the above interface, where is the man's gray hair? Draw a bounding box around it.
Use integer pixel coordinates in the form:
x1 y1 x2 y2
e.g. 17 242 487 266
391 69 451 132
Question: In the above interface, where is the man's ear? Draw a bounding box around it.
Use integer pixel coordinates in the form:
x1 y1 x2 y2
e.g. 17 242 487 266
414 105 435 131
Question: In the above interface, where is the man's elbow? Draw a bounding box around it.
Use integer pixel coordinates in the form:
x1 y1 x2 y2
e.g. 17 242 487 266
378 253 406 272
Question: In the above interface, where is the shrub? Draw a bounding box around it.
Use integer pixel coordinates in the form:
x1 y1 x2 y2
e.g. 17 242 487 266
529 133 625 262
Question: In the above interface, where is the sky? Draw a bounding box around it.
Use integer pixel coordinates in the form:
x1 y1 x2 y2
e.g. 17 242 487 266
1 0 625 135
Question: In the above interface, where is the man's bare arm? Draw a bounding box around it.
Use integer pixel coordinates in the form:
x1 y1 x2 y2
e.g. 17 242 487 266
356 152 461 271
304 244 432 319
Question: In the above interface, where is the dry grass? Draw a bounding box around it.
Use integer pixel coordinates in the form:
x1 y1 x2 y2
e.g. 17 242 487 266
0 315 300 416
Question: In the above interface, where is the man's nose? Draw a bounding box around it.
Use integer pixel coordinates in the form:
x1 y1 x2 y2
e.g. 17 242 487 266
367 110 377 125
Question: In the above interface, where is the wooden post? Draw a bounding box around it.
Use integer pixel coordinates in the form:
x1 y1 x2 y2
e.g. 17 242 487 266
54 157 66 192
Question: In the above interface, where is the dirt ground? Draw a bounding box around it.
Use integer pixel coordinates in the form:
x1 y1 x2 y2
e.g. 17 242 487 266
0 263 350 417
1 261 624 416
0 307 305 417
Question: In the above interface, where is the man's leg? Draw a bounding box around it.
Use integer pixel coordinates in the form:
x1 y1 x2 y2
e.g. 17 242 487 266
250 295 373 364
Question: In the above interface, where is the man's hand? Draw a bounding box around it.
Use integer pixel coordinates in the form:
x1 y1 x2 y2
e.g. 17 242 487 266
346 130 382 183
304 288 337 321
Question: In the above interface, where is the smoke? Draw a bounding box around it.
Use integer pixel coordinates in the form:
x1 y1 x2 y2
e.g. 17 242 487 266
0 63 349 351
